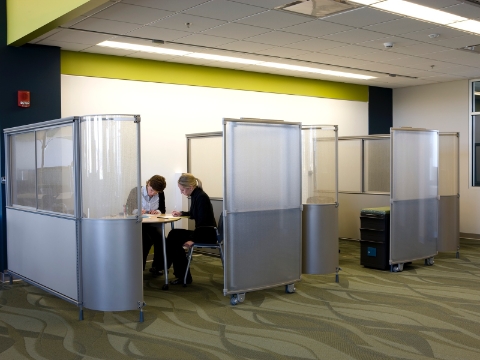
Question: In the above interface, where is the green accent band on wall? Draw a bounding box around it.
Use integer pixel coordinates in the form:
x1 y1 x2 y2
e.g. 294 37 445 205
61 51 368 102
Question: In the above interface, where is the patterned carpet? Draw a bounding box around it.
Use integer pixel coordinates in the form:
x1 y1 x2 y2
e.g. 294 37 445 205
1 239 480 360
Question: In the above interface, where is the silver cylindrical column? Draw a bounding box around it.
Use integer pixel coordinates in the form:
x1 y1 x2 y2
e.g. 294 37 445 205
302 204 338 274
82 219 142 311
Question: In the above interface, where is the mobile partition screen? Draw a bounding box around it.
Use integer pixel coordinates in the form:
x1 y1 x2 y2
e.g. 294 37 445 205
390 128 438 265
4 115 143 319
302 125 339 276
223 118 302 297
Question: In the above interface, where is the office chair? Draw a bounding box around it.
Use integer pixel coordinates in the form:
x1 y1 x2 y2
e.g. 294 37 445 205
183 214 224 287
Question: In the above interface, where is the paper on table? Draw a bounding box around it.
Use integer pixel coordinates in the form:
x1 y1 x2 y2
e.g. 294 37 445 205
157 214 181 220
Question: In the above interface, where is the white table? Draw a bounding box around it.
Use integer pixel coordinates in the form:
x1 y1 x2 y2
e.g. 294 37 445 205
142 215 181 290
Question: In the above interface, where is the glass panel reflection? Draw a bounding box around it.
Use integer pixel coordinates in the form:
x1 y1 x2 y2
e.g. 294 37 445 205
474 81 480 112
11 132 36 208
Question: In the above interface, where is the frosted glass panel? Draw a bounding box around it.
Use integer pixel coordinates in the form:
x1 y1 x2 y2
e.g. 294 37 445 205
36 125 75 214
189 136 223 198
225 122 301 211
364 139 390 193
338 139 362 192
302 126 337 204
391 130 438 263
439 134 458 196
81 115 139 219
392 131 438 201
10 132 36 208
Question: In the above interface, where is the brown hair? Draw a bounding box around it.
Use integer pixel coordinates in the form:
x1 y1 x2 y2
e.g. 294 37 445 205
177 173 202 189
147 175 166 192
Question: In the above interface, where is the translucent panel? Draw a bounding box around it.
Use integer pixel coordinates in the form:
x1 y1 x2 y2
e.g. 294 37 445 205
189 136 223 198
338 139 362 192
473 81 480 112
224 122 301 211
391 130 438 263
473 115 480 186
10 132 36 208
391 131 438 201
36 125 75 214
439 134 459 196
364 139 390 193
302 127 337 204
81 115 139 219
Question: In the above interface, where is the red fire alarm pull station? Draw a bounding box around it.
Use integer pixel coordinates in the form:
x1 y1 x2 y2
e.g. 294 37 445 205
18 91 30 108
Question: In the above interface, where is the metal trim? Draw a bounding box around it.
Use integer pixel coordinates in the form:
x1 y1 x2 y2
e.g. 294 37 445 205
391 127 439 132
3 117 77 134
339 135 390 140
301 124 338 130
186 132 222 138
223 117 301 126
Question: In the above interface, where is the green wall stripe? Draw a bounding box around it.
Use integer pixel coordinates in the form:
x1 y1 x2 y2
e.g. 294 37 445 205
61 51 368 102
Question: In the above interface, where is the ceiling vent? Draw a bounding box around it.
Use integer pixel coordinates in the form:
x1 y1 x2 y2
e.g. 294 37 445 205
276 0 361 18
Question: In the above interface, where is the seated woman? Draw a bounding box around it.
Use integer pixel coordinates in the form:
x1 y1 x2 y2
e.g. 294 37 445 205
126 175 166 277
168 173 217 285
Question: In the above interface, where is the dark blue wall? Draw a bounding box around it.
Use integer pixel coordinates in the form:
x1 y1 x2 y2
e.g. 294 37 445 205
368 86 393 135
0 0 61 271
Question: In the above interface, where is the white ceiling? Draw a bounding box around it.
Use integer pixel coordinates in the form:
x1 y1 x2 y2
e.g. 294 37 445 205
29 0 480 88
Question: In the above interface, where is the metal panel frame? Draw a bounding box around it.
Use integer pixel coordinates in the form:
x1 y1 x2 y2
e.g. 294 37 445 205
223 118 302 295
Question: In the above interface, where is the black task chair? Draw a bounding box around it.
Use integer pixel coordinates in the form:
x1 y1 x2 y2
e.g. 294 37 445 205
183 214 224 286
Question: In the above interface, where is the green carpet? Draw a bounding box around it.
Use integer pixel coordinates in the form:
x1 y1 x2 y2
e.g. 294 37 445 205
1 239 480 360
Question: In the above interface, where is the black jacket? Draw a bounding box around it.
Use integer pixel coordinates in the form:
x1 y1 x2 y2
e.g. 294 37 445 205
182 187 216 229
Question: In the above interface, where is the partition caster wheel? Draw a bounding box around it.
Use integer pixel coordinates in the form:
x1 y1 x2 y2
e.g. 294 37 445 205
162 284 169 291
425 257 434 266
456 251 460 259
391 263 404 272
285 284 296 294
230 295 239 306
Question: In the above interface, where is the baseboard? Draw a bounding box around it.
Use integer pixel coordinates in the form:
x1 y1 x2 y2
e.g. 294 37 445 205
460 233 480 240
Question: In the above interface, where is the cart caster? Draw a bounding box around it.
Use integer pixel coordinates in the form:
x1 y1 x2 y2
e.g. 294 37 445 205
425 257 434 266
285 284 296 294
391 263 404 272
456 251 460 259
230 293 245 306
162 284 169 291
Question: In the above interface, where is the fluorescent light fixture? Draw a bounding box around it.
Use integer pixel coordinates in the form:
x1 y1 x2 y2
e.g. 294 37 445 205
186 53 261 65
98 41 190 56
371 0 467 25
350 0 383 5
450 20 480 35
97 40 376 80
257 62 376 79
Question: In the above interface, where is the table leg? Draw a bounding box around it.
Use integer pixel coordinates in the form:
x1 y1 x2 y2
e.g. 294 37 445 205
161 223 169 290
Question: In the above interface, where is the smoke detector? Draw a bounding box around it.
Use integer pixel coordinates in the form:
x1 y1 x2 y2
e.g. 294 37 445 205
276 0 361 18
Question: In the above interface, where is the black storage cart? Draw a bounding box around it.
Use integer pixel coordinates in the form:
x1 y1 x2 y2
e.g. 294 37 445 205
359 207 390 270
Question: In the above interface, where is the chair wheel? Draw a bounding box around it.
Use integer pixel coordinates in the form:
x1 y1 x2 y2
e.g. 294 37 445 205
162 284 169 291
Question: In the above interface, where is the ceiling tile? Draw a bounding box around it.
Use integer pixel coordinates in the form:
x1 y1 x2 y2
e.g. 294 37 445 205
245 31 311 46
46 29 114 45
383 56 455 71
183 0 266 21
400 26 469 43
35 39 91 51
80 1 117 17
148 14 226 32
286 37 344 52
71 18 141 35
352 49 407 62
166 56 214 66
29 29 62 43
358 36 421 51
409 0 466 9
322 29 386 44
420 74 468 83
202 23 270 39
125 52 178 62
320 44 372 57
323 7 401 28
217 40 274 52
434 34 480 49
419 49 480 66
92 3 173 24
222 0 289 9
280 19 353 37
121 0 210 12
390 42 450 56
365 18 437 36
441 3 480 19
443 66 480 77
235 10 311 30
126 26 191 41
174 33 236 47
257 46 311 57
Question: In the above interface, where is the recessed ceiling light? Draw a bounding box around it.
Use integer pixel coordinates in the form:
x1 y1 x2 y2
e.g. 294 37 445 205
97 41 376 80
450 20 480 35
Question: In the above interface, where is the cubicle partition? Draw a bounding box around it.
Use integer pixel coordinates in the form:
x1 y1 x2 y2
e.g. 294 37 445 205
4 115 144 319
438 133 460 256
223 118 302 304
301 125 339 278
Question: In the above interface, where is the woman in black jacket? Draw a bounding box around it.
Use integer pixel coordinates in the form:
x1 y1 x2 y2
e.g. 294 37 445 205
168 173 217 285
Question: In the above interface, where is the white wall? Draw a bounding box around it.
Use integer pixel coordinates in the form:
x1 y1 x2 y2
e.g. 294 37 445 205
61 75 368 214
393 79 480 235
